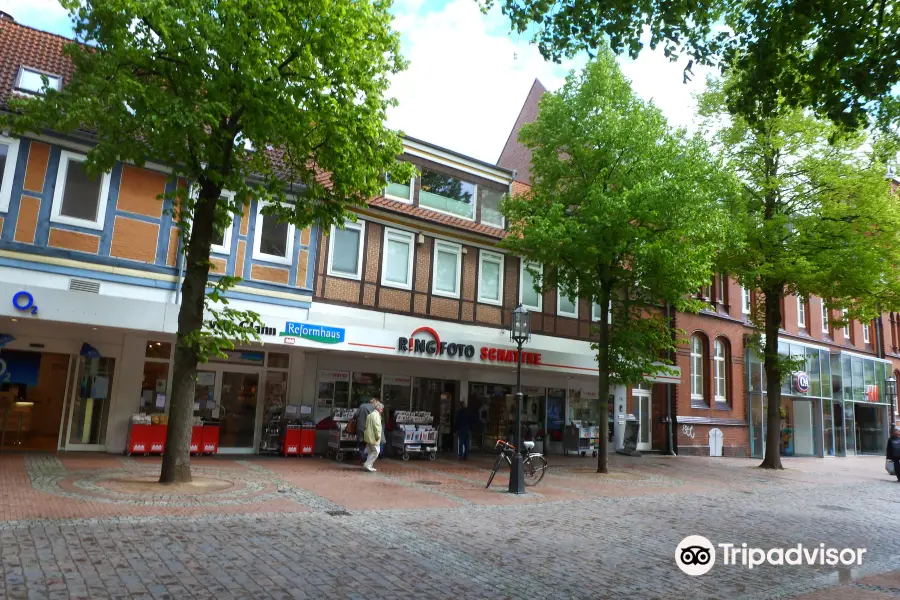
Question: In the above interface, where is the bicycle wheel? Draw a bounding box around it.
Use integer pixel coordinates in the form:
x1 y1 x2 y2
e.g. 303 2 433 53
486 456 504 488
523 454 548 486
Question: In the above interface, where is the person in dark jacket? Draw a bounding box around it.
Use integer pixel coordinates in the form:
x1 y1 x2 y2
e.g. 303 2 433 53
886 428 900 482
455 402 473 460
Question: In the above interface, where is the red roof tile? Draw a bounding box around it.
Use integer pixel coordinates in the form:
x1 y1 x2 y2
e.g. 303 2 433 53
0 20 75 109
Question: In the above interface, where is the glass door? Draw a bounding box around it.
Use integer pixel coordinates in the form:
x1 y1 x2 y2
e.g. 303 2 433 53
633 391 652 451
218 371 260 449
65 356 115 449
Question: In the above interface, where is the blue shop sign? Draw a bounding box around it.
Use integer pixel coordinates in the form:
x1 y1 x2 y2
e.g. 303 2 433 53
282 322 345 344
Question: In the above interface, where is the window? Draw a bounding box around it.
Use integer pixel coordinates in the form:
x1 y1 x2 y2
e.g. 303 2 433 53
419 169 476 220
141 340 172 414
716 274 726 305
842 309 851 339
252 201 295 264
713 339 727 403
741 287 751 315
520 261 543 311
700 285 712 300
432 240 462 298
381 228 414 290
209 190 235 255
557 288 578 318
592 301 612 324
480 188 505 228
821 301 830 334
863 322 871 344
15 66 62 94
690 335 706 404
327 219 365 280
50 150 111 230
0 135 21 212
797 297 807 328
477 250 504 305
385 172 414 204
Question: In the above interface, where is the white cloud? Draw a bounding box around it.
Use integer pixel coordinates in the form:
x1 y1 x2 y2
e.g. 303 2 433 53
0 0 73 37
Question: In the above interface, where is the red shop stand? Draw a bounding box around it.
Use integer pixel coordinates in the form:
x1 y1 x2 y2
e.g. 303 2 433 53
300 429 315 455
200 425 220 454
148 424 167 454
189 426 204 454
282 427 303 456
126 424 152 455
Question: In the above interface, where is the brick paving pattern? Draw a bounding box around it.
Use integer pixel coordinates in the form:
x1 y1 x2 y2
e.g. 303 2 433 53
1 451 898 599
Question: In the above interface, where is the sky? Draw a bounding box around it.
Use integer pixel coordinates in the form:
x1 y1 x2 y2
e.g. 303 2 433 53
0 0 711 164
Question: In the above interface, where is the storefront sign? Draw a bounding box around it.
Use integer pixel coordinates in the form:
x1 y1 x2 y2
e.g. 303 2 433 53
480 346 542 365
383 375 412 387
239 320 277 336
318 370 349 382
398 327 476 358
521 386 545 396
794 372 810 393
12 291 37 315
282 322 345 344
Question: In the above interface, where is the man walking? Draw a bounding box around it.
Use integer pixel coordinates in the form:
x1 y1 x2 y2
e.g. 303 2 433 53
363 401 384 472
455 401 472 460
886 427 900 482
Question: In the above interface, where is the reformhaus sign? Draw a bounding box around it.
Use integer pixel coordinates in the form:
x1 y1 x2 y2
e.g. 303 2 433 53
282 322 345 344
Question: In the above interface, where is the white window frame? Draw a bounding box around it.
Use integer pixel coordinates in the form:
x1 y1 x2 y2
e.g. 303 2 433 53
842 309 850 339
380 227 415 290
592 301 612 324
690 335 704 402
557 288 578 318
15 66 62 95
797 297 806 328
863 322 870 344
208 189 236 255
479 187 506 229
741 287 751 315
252 200 295 265
327 219 366 281
50 150 111 231
431 239 462 298
713 339 727 403
821 301 830 334
385 175 414 204
0 135 21 212
716 274 726 304
477 250 504 305
519 261 543 312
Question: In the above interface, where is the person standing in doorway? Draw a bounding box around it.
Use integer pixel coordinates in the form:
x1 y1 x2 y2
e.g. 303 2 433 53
356 397 377 465
455 401 473 460
363 401 384 472
886 427 900 482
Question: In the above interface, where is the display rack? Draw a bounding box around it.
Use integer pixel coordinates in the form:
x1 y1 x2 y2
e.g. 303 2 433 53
391 411 437 461
259 410 316 457
563 421 599 457
328 407 360 462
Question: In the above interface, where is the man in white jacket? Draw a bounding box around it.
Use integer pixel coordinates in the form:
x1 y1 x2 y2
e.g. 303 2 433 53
363 401 384 472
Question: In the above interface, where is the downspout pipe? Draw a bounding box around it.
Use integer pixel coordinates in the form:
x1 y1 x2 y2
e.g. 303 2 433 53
665 300 676 456
175 232 184 306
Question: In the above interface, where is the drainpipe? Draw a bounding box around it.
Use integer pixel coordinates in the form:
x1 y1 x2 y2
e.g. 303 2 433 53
665 300 676 455
174 233 184 306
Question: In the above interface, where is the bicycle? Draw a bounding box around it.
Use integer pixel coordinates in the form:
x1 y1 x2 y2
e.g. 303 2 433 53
485 439 548 488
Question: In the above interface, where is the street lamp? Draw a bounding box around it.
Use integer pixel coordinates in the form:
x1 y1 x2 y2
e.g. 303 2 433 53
886 377 897 425
509 303 531 494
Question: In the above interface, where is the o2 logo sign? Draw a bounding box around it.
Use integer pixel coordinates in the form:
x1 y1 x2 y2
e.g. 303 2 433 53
795 372 810 394
12 291 37 316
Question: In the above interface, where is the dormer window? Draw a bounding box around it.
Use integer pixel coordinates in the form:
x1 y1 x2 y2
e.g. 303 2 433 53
419 169 475 220
385 172 413 204
480 188 505 228
16 66 61 94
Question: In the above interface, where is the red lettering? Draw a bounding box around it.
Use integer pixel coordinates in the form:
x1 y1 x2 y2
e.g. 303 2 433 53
534 353 542 365
509 351 518 363
480 347 488 360
488 348 497 361
525 352 533 364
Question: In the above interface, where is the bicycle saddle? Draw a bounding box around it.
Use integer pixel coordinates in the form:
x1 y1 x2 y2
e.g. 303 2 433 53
524 441 535 450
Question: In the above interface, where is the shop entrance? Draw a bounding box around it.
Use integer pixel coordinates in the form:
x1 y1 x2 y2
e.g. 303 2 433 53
412 378 458 452
0 349 72 451
854 403 886 454
195 366 263 452
633 386 652 452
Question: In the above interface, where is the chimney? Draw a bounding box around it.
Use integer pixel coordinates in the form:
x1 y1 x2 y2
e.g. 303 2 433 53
0 11 14 22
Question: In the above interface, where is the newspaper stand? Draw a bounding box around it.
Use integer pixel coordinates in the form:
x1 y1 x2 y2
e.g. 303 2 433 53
391 411 437 461
563 421 599 457
328 408 360 462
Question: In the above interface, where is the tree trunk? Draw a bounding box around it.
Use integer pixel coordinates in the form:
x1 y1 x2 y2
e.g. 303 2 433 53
159 183 220 484
760 286 785 470
596 288 611 474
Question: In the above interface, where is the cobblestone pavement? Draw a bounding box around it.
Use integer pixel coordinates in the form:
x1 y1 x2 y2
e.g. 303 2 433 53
1 451 899 599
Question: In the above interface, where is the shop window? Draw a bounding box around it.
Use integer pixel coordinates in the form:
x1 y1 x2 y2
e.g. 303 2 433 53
253 201 295 265
821 301 830 334
690 334 707 407
351 372 382 408
480 188 505 228
140 361 169 414
385 171 414 204
267 352 289 369
68 357 115 446
419 168 476 220
327 219 365 280
477 250 504 305
50 151 112 231
209 190 236 255
520 261 543 311
797 297 807 329
145 341 172 359
262 371 288 422
741 287 751 315
713 338 728 405
381 228 414 290
0 135 20 212
557 288 578 318
432 240 462 298
16 66 62 94
382 375 412 412
317 370 350 409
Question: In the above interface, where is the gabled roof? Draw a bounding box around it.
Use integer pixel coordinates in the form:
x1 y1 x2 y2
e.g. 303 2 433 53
0 19 74 110
497 78 546 184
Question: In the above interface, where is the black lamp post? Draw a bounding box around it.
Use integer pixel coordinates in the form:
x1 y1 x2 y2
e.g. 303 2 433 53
886 377 897 428
509 303 531 494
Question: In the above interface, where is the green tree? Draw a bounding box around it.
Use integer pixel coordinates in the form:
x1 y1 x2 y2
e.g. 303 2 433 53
481 0 900 129
10 0 411 483
698 74 900 469
502 53 734 473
